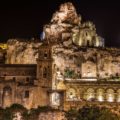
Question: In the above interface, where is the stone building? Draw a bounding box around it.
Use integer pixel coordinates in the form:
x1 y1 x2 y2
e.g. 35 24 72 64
0 2 120 110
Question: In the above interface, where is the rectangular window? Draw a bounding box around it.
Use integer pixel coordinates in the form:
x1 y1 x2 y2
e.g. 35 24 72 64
26 77 29 82
44 52 48 58
24 90 29 98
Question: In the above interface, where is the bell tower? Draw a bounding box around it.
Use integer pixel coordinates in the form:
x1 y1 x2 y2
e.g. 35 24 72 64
37 42 53 89
36 42 53 106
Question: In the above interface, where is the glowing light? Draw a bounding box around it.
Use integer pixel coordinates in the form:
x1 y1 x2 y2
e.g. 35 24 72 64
87 94 94 101
85 88 95 101
51 92 60 106
40 32 45 40
97 96 103 102
66 88 77 101
0 43 7 50
108 95 114 102
106 89 114 102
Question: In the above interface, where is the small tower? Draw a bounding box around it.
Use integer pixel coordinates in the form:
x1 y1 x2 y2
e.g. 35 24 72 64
37 42 53 88
36 41 54 107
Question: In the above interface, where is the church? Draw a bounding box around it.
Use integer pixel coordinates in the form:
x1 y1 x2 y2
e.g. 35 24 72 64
0 2 120 110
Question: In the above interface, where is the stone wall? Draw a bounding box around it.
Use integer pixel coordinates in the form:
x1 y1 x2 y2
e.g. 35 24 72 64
52 47 120 82
38 111 66 120
6 39 42 64
0 64 36 82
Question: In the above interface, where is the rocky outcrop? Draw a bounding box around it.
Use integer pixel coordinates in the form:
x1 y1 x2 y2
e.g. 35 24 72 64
6 39 42 64
43 2 104 47
52 46 120 80
44 2 81 44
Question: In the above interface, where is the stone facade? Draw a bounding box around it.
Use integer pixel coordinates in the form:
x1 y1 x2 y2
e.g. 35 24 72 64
0 64 37 109
6 39 42 64
0 2 119 110
38 111 65 120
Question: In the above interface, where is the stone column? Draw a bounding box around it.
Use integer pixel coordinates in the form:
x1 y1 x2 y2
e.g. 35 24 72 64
0 90 3 107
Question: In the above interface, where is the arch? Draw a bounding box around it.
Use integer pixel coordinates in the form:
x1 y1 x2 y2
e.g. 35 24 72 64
66 88 77 101
2 86 12 107
96 88 105 102
44 50 48 59
106 89 115 102
84 88 95 101
3 86 12 92
43 67 47 78
87 40 90 46
50 92 60 106
117 89 120 102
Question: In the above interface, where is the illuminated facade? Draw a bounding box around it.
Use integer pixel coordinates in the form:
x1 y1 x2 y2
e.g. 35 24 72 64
0 2 119 110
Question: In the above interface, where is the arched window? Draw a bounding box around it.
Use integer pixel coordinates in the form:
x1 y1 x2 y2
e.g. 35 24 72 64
3 86 12 94
51 92 60 106
84 88 95 101
87 40 90 46
2 86 12 107
26 77 29 83
44 51 48 59
106 89 115 102
24 90 29 98
66 88 76 101
96 89 104 102
117 89 120 102
43 67 47 78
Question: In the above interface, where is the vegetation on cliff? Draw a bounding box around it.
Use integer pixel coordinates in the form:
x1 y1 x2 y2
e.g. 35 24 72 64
65 105 120 120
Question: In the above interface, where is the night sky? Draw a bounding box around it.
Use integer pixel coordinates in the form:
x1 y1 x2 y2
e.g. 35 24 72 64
0 0 120 47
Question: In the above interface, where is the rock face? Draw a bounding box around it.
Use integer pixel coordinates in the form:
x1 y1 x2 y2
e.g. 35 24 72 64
72 21 104 47
6 39 42 64
41 3 119 91
4 2 104 65
52 46 120 81
44 2 81 43
44 2 104 47
51 2 81 25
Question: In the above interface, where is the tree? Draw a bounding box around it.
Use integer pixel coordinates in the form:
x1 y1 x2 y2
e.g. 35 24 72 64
66 105 120 120
65 108 78 120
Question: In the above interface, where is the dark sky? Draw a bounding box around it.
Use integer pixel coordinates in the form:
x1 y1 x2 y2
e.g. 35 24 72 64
0 0 120 47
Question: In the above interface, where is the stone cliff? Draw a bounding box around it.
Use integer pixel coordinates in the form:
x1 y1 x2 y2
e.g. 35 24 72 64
6 39 42 64
43 2 104 47
52 46 120 80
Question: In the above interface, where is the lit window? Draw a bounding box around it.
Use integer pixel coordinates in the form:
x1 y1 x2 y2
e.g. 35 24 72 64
51 92 60 106
66 88 76 101
98 96 103 102
106 89 114 102
96 89 104 102
108 95 114 102
84 88 95 101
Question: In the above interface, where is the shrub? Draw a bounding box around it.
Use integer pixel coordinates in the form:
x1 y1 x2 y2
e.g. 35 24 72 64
65 105 120 120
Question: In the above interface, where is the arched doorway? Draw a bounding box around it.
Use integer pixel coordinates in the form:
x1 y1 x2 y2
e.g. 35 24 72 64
2 86 12 107
117 89 120 102
87 40 90 46
84 88 95 101
106 89 115 102
66 88 77 101
96 89 104 102
50 92 61 107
